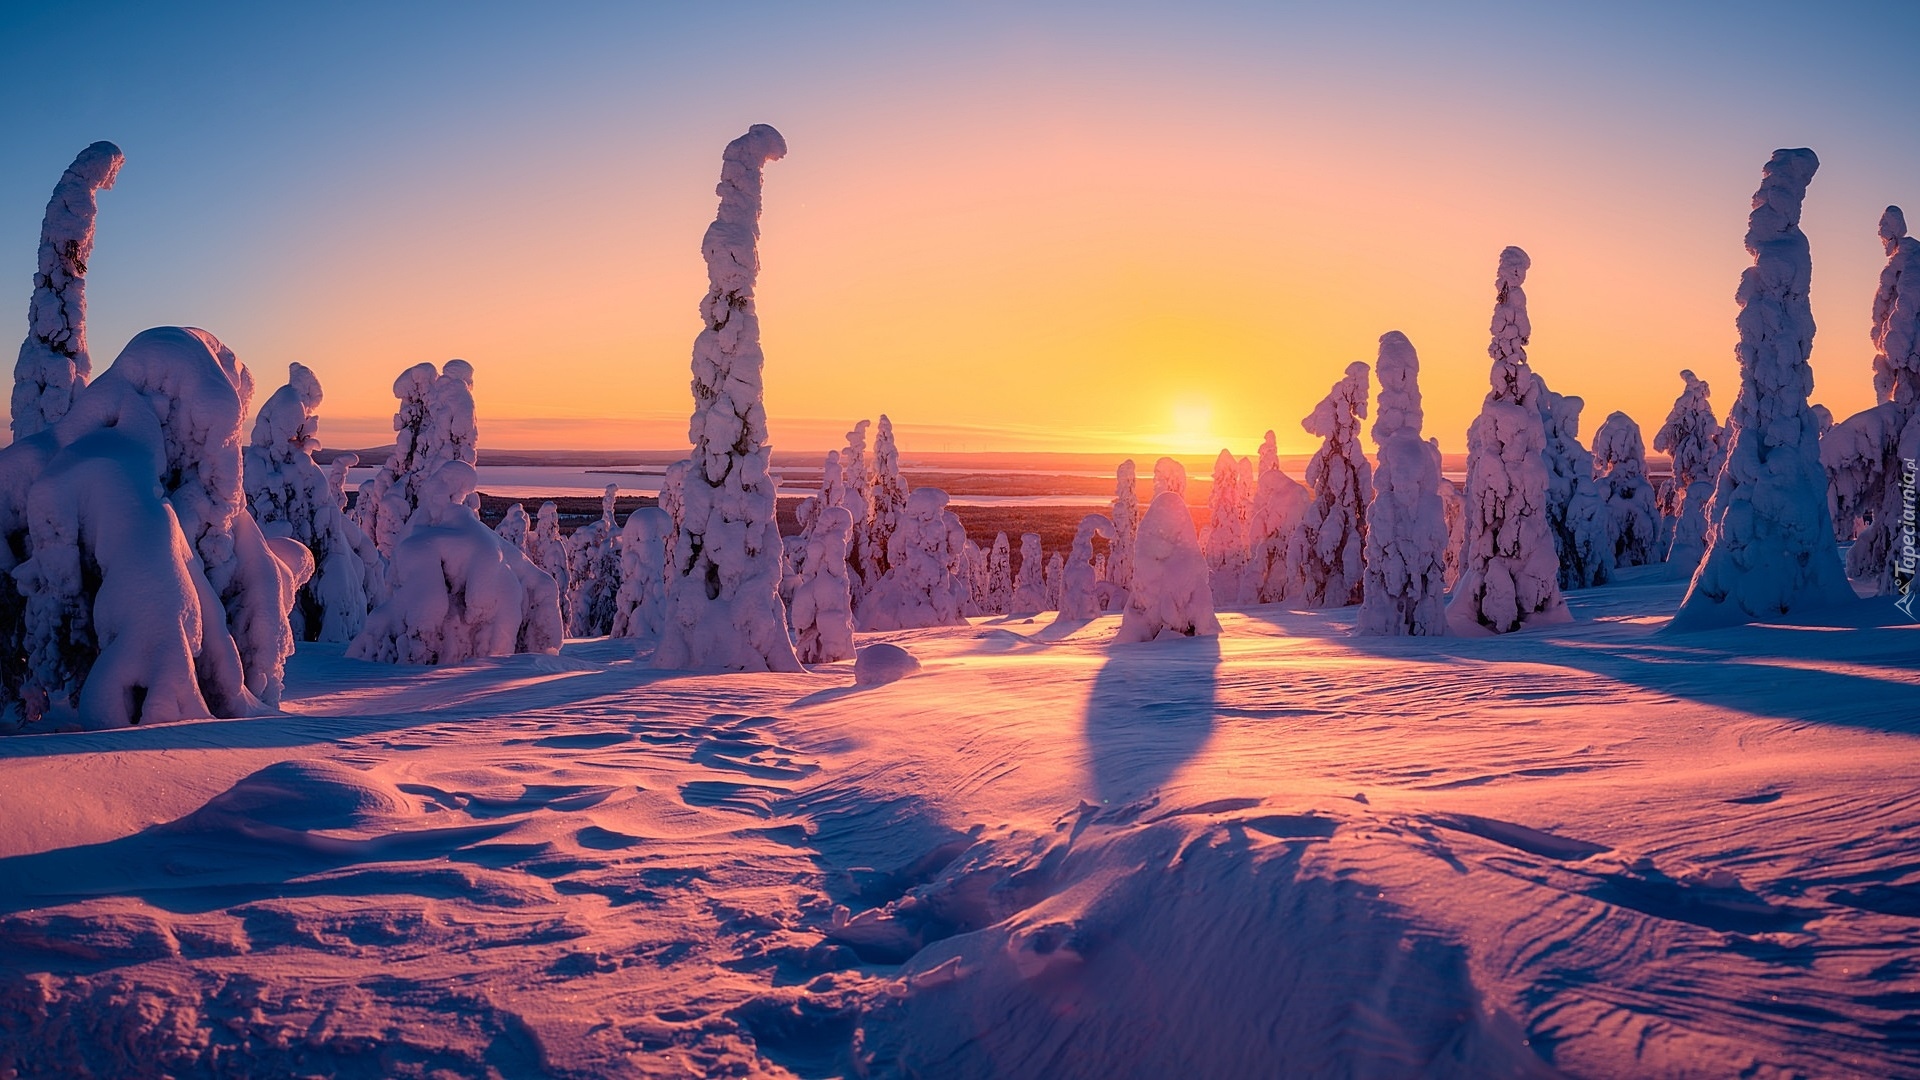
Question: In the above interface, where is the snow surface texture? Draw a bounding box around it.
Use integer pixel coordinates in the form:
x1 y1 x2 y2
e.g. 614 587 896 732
242 363 374 644
1676 149 1853 630
11 141 122 442
352 361 479 559
656 125 802 673
348 460 562 665
1654 370 1723 574
1358 332 1447 636
1450 248 1570 633
859 487 968 632
1537 376 1613 591
610 506 671 640
1114 491 1220 643
1592 411 1660 569
1825 206 1920 593
1298 361 1370 608
565 486 624 637
1010 533 1047 615
1205 450 1252 605
790 505 855 664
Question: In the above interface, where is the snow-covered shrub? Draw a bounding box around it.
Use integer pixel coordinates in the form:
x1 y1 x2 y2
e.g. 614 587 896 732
1011 533 1048 615
353 360 479 557
1537 377 1613 590
1153 457 1187 498
348 460 561 665
790 504 855 664
656 125 802 672
610 506 671 639
1107 458 1139 603
1675 149 1853 628
1448 247 1569 633
1358 332 1448 636
1205 450 1252 605
1115 491 1220 643
1249 466 1309 604
985 532 1012 615
243 362 374 643
1653 370 1723 572
564 485 623 637
1592 411 1660 569
1824 206 1920 592
859 487 969 631
1059 514 1117 619
12 142 121 441
1297 361 1370 608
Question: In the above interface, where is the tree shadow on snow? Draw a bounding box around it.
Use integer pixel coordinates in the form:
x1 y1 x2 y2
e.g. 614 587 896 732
1082 634 1221 807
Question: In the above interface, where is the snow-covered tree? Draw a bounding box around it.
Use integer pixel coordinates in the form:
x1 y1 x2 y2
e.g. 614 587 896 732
1011 533 1048 614
858 415 908 593
1824 206 1920 593
1297 361 1370 608
12 142 122 441
1115 491 1221 643
1248 465 1309 604
1437 477 1465 591
1675 149 1853 628
1058 514 1116 619
1448 247 1569 633
656 125 801 672
495 503 530 549
610 506 671 639
961 539 990 617
523 501 570 623
349 460 563 665
1044 550 1064 611
1592 411 1660 569
1653 370 1723 572
353 360 479 557
1107 458 1140 603
790 505 855 663
1537 377 1613 590
1358 332 1448 636
1205 450 1253 604
1152 457 1187 498
985 531 1012 615
859 487 969 630
565 485 623 637
243 362 375 643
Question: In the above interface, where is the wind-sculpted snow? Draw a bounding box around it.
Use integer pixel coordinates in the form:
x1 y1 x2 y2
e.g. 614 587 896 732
1359 332 1447 635
1451 247 1569 633
656 125 800 673
1677 149 1853 629
12 141 122 441
1114 491 1219 642
1298 361 1370 608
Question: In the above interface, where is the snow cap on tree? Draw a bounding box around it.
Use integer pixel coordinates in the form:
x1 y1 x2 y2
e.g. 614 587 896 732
656 124 801 672
13 141 123 440
1675 149 1852 628
1358 332 1447 635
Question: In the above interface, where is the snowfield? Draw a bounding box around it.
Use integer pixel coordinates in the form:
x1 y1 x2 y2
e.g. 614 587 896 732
1 571 1916 1078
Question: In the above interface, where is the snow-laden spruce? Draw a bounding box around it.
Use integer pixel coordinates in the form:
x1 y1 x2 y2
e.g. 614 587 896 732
1653 370 1723 572
242 362 376 643
1107 458 1140 603
522 501 570 621
1675 149 1852 629
790 504 856 663
1537 376 1613 590
495 503 530 549
1206 450 1253 605
1115 491 1221 643
1449 247 1569 633
5 327 303 727
858 415 909 597
1357 332 1447 636
654 125 800 671
985 532 1013 615
1044 551 1065 611
1592 411 1660 569
859 486 969 630
1437 477 1465 591
565 485 623 637
1249 463 1310 604
1058 514 1117 619
349 460 562 665
1297 361 1370 608
12 142 122 441
1012 533 1048 615
1824 206 1920 592
1153 457 1187 497
610 506 671 640
353 360 479 558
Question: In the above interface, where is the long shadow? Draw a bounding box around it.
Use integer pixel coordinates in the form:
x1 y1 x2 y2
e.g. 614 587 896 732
1083 634 1222 806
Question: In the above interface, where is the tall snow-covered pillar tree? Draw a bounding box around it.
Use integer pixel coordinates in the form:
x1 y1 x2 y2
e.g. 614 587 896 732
1297 361 1370 607
1653 370 1722 572
1107 458 1139 603
1358 332 1448 636
1674 149 1852 628
12 141 122 441
1448 246 1569 633
655 124 802 672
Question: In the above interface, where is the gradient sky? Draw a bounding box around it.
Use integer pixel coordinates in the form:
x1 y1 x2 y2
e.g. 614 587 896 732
3 1 1916 457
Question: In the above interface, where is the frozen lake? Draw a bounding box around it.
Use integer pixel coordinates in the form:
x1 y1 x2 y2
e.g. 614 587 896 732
342 465 1115 507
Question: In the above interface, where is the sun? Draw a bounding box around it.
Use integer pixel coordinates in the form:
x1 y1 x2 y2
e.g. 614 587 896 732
1169 398 1216 453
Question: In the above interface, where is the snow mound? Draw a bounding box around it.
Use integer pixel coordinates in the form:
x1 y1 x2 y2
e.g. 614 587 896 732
854 642 921 686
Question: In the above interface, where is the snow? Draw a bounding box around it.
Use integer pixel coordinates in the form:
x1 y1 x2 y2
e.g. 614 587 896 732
1151 456 1186 498
610 505 671 640
1204 449 1252 604
656 125 801 674
858 487 968 632
1592 410 1660 569
985 532 1012 616
1297 361 1370 608
1248 464 1309 603
1676 149 1854 630
857 416 908 602
1358 331 1448 636
1010 533 1048 615
352 361 479 558
1057 514 1116 619
1538 376 1613 590
1654 370 1723 573
1450 247 1570 634
11 141 122 441
1106 458 1139 600
789 505 856 664
564 485 623 637
852 641 920 686
1114 490 1219 643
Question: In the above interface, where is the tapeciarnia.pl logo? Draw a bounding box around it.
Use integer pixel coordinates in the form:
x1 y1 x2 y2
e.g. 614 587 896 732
1897 456 1917 620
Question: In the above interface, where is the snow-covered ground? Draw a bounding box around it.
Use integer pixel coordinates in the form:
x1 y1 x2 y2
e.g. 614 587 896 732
1 569 1916 1077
